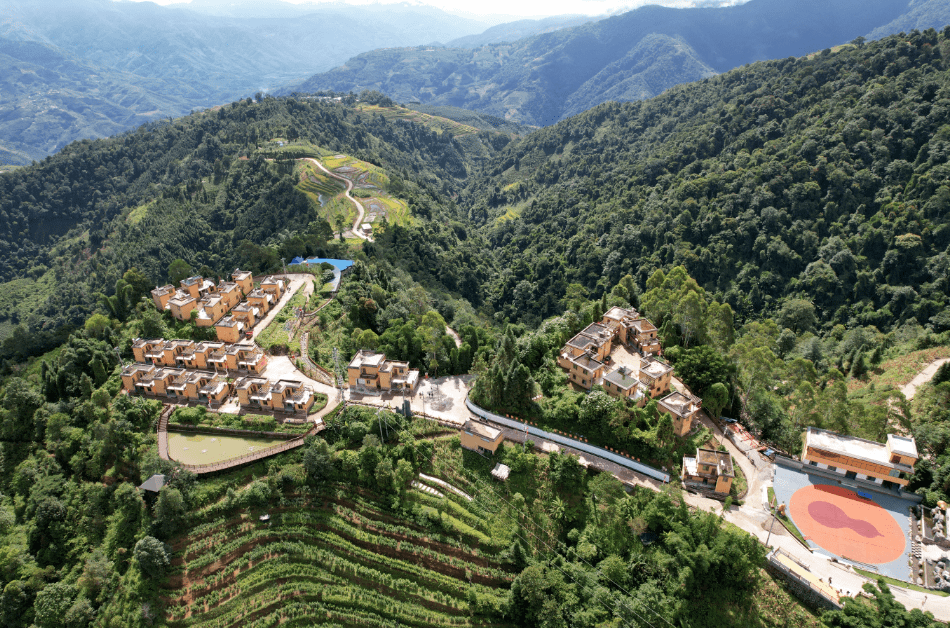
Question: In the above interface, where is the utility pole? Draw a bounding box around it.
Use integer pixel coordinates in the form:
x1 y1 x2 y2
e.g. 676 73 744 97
332 347 344 400
281 257 287 276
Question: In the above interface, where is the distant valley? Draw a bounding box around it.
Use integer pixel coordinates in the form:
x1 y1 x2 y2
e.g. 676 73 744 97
288 0 950 126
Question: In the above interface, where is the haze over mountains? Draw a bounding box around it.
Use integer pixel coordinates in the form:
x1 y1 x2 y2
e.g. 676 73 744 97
290 0 950 126
0 0 499 164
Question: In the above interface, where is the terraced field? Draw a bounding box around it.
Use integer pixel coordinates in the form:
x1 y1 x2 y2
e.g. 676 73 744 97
164 486 515 627
355 104 480 138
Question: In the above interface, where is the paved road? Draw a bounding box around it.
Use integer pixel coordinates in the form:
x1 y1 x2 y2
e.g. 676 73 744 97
446 326 462 348
902 358 950 400
302 157 372 242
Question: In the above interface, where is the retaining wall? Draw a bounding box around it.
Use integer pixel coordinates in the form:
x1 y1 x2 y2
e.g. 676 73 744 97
465 398 670 483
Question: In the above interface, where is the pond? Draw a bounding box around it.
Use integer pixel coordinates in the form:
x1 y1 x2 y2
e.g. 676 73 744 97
167 432 288 466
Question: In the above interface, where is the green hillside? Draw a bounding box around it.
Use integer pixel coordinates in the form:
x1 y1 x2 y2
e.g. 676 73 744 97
462 27 950 335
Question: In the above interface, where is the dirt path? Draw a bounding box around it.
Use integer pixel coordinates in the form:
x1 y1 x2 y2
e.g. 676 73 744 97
302 157 372 242
901 358 950 400
446 326 462 348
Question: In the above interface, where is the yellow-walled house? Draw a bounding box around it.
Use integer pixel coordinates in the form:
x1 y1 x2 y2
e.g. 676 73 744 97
563 353 604 390
235 377 314 414
121 363 156 392
158 339 195 367
195 294 228 327
168 292 197 321
232 269 254 296
216 281 243 310
215 316 245 343
638 356 673 398
801 428 918 488
260 276 286 300
225 343 266 373
232 302 261 328
682 448 734 494
150 285 176 311
132 338 164 364
659 391 702 437
246 289 275 314
134 367 185 397
167 371 229 406
177 341 226 370
603 365 645 403
460 419 504 455
180 275 216 300
630 318 662 355
347 350 420 394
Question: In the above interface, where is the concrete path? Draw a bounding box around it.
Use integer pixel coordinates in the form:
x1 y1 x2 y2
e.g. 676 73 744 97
902 358 950 400
302 157 372 242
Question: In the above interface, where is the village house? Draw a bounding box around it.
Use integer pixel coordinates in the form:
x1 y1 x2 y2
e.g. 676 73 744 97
130 367 186 397
260 276 286 300
132 338 163 364
152 339 195 366
245 289 276 314
177 341 226 370
215 316 246 343
216 281 244 310
167 292 197 321
150 285 177 311
235 377 315 414
231 302 262 328
347 350 420 395
638 356 673 398
232 269 254 296
681 447 734 494
194 293 228 327
460 419 504 455
224 343 266 373
658 391 702 437
166 371 230 406
801 428 918 488
603 365 645 402
629 318 662 355
180 275 217 300
121 363 156 391
563 353 605 390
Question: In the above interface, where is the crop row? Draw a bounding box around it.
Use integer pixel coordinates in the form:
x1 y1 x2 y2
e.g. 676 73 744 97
176 504 504 578
176 520 505 597
169 568 478 627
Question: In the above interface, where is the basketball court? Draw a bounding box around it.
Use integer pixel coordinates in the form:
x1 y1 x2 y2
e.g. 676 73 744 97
773 460 913 581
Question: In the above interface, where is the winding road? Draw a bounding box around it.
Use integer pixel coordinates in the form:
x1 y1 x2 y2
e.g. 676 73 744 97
302 157 373 242
901 358 950 400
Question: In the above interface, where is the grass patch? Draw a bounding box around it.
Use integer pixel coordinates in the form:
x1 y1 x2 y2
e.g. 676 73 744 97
257 287 309 352
849 346 950 393
853 568 949 596
126 200 154 224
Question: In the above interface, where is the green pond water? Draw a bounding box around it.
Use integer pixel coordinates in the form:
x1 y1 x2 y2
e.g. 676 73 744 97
168 432 287 465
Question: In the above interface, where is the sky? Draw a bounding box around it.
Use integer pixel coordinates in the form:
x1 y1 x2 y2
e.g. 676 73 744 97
118 0 749 20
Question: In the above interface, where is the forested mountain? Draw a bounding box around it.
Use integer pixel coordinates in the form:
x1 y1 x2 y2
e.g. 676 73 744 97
0 37 203 163
0 0 491 164
0 96 502 358
461 27 950 335
289 0 950 126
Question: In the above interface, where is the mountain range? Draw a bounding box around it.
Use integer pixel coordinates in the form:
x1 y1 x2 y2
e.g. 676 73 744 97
0 0 498 164
289 0 950 125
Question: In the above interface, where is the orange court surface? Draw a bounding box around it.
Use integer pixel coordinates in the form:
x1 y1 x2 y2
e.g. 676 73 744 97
789 484 906 565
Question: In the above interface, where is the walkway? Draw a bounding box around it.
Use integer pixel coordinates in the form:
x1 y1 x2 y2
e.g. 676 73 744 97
302 157 372 242
902 358 950 400
466 398 671 482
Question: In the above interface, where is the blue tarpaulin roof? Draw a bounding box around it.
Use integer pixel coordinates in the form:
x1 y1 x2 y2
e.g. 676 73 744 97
290 258 354 272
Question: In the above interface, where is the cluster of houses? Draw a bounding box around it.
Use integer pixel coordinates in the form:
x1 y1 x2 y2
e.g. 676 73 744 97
347 350 421 395
150 271 286 343
121 337 315 414
557 306 701 437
